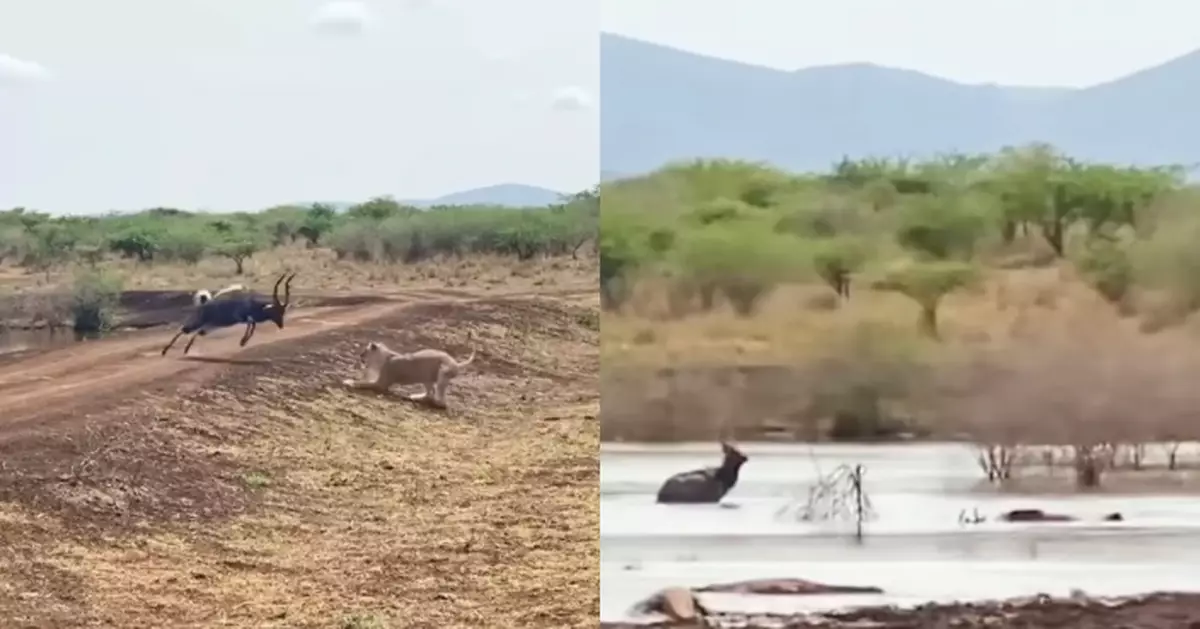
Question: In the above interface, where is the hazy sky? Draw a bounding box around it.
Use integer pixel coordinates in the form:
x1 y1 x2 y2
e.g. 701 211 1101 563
603 0 1200 88
0 0 597 214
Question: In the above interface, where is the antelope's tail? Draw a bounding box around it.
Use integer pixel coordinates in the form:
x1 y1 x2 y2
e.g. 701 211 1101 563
193 289 213 307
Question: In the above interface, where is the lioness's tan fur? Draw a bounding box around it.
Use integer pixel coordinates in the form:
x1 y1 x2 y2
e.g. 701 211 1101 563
342 340 476 408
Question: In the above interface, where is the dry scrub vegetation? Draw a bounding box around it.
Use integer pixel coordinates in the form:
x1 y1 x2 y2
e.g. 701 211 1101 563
0 194 600 627
0 193 597 331
600 148 1200 490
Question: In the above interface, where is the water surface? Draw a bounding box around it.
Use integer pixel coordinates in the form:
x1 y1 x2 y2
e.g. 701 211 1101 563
600 442 1200 621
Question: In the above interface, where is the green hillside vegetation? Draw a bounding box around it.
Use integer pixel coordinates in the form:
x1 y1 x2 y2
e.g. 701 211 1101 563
601 145 1190 332
0 191 598 334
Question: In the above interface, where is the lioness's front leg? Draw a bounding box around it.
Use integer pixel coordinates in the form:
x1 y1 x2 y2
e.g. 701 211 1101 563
343 364 385 391
408 382 433 401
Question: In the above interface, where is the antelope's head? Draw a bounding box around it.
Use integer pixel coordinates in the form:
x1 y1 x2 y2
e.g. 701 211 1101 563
264 272 296 328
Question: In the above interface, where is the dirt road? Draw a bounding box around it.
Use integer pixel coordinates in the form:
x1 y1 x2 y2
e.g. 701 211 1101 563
6 303 400 420
0 285 597 439
0 283 539 440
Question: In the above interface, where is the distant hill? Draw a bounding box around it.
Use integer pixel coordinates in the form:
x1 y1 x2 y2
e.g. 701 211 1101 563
299 183 568 213
600 33 1200 175
404 183 565 208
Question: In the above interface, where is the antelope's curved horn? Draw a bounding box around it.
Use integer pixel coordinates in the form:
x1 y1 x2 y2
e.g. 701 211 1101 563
272 273 286 304
283 272 296 307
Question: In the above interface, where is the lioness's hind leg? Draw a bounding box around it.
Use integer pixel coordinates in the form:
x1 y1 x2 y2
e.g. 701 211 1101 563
432 371 451 407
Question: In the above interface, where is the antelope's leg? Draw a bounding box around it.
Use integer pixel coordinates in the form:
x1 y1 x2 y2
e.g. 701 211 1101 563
240 321 256 347
161 329 186 355
183 331 202 354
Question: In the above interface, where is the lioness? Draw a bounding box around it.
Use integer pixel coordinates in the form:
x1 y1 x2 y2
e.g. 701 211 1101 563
343 340 476 408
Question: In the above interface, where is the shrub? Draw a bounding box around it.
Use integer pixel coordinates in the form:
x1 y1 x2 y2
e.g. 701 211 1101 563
895 192 991 260
70 270 123 336
157 228 209 264
671 224 805 316
1075 239 1133 306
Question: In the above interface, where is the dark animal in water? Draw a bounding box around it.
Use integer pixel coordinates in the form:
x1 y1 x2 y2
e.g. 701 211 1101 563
999 509 1124 523
161 272 295 356
655 442 748 504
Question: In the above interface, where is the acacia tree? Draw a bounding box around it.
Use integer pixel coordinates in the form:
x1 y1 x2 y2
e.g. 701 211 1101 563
876 261 978 338
880 191 988 337
988 146 1181 254
217 239 260 274
988 144 1064 251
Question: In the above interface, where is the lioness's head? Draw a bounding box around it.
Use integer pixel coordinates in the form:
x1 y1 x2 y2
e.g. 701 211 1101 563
359 341 385 364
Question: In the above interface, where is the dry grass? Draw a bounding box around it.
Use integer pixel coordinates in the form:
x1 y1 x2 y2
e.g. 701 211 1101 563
602 265 1113 366
0 259 600 628
601 263 1200 444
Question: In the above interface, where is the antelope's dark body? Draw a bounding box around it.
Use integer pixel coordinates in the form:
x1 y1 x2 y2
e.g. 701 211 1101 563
656 442 749 504
183 295 274 332
161 272 295 356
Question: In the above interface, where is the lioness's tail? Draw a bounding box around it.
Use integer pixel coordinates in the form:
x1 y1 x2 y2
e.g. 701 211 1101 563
457 349 476 368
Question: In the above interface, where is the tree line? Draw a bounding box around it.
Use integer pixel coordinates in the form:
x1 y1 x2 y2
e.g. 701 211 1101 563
600 144 1197 336
0 189 600 277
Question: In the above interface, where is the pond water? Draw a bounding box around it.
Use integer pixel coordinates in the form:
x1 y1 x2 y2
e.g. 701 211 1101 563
600 442 1200 622
0 326 83 357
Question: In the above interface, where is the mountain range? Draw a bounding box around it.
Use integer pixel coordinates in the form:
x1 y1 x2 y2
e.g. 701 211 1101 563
600 33 1200 176
307 183 566 211
401 183 566 208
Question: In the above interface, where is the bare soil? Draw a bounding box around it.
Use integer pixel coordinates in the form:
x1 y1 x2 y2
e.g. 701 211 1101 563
0 262 599 628
602 592 1200 629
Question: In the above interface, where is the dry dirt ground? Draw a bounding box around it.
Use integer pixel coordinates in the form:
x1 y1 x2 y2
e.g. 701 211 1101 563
0 257 599 628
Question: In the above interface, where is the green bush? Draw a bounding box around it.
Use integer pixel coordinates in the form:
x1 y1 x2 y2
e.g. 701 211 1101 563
70 270 123 336
1076 239 1134 305
157 228 208 264
895 193 991 260
672 224 806 316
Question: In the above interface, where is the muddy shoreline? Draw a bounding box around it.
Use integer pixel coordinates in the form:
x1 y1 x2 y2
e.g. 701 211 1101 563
602 592 1200 628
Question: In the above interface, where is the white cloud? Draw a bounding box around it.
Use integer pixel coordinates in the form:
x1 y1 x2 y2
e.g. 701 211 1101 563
550 86 591 112
308 0 376 36
0 54 52 84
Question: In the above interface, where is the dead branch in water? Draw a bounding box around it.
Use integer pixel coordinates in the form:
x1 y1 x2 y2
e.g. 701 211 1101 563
777 463 876 540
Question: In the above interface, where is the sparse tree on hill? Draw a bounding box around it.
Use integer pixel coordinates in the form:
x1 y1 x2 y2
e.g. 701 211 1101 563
217 239 260 275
